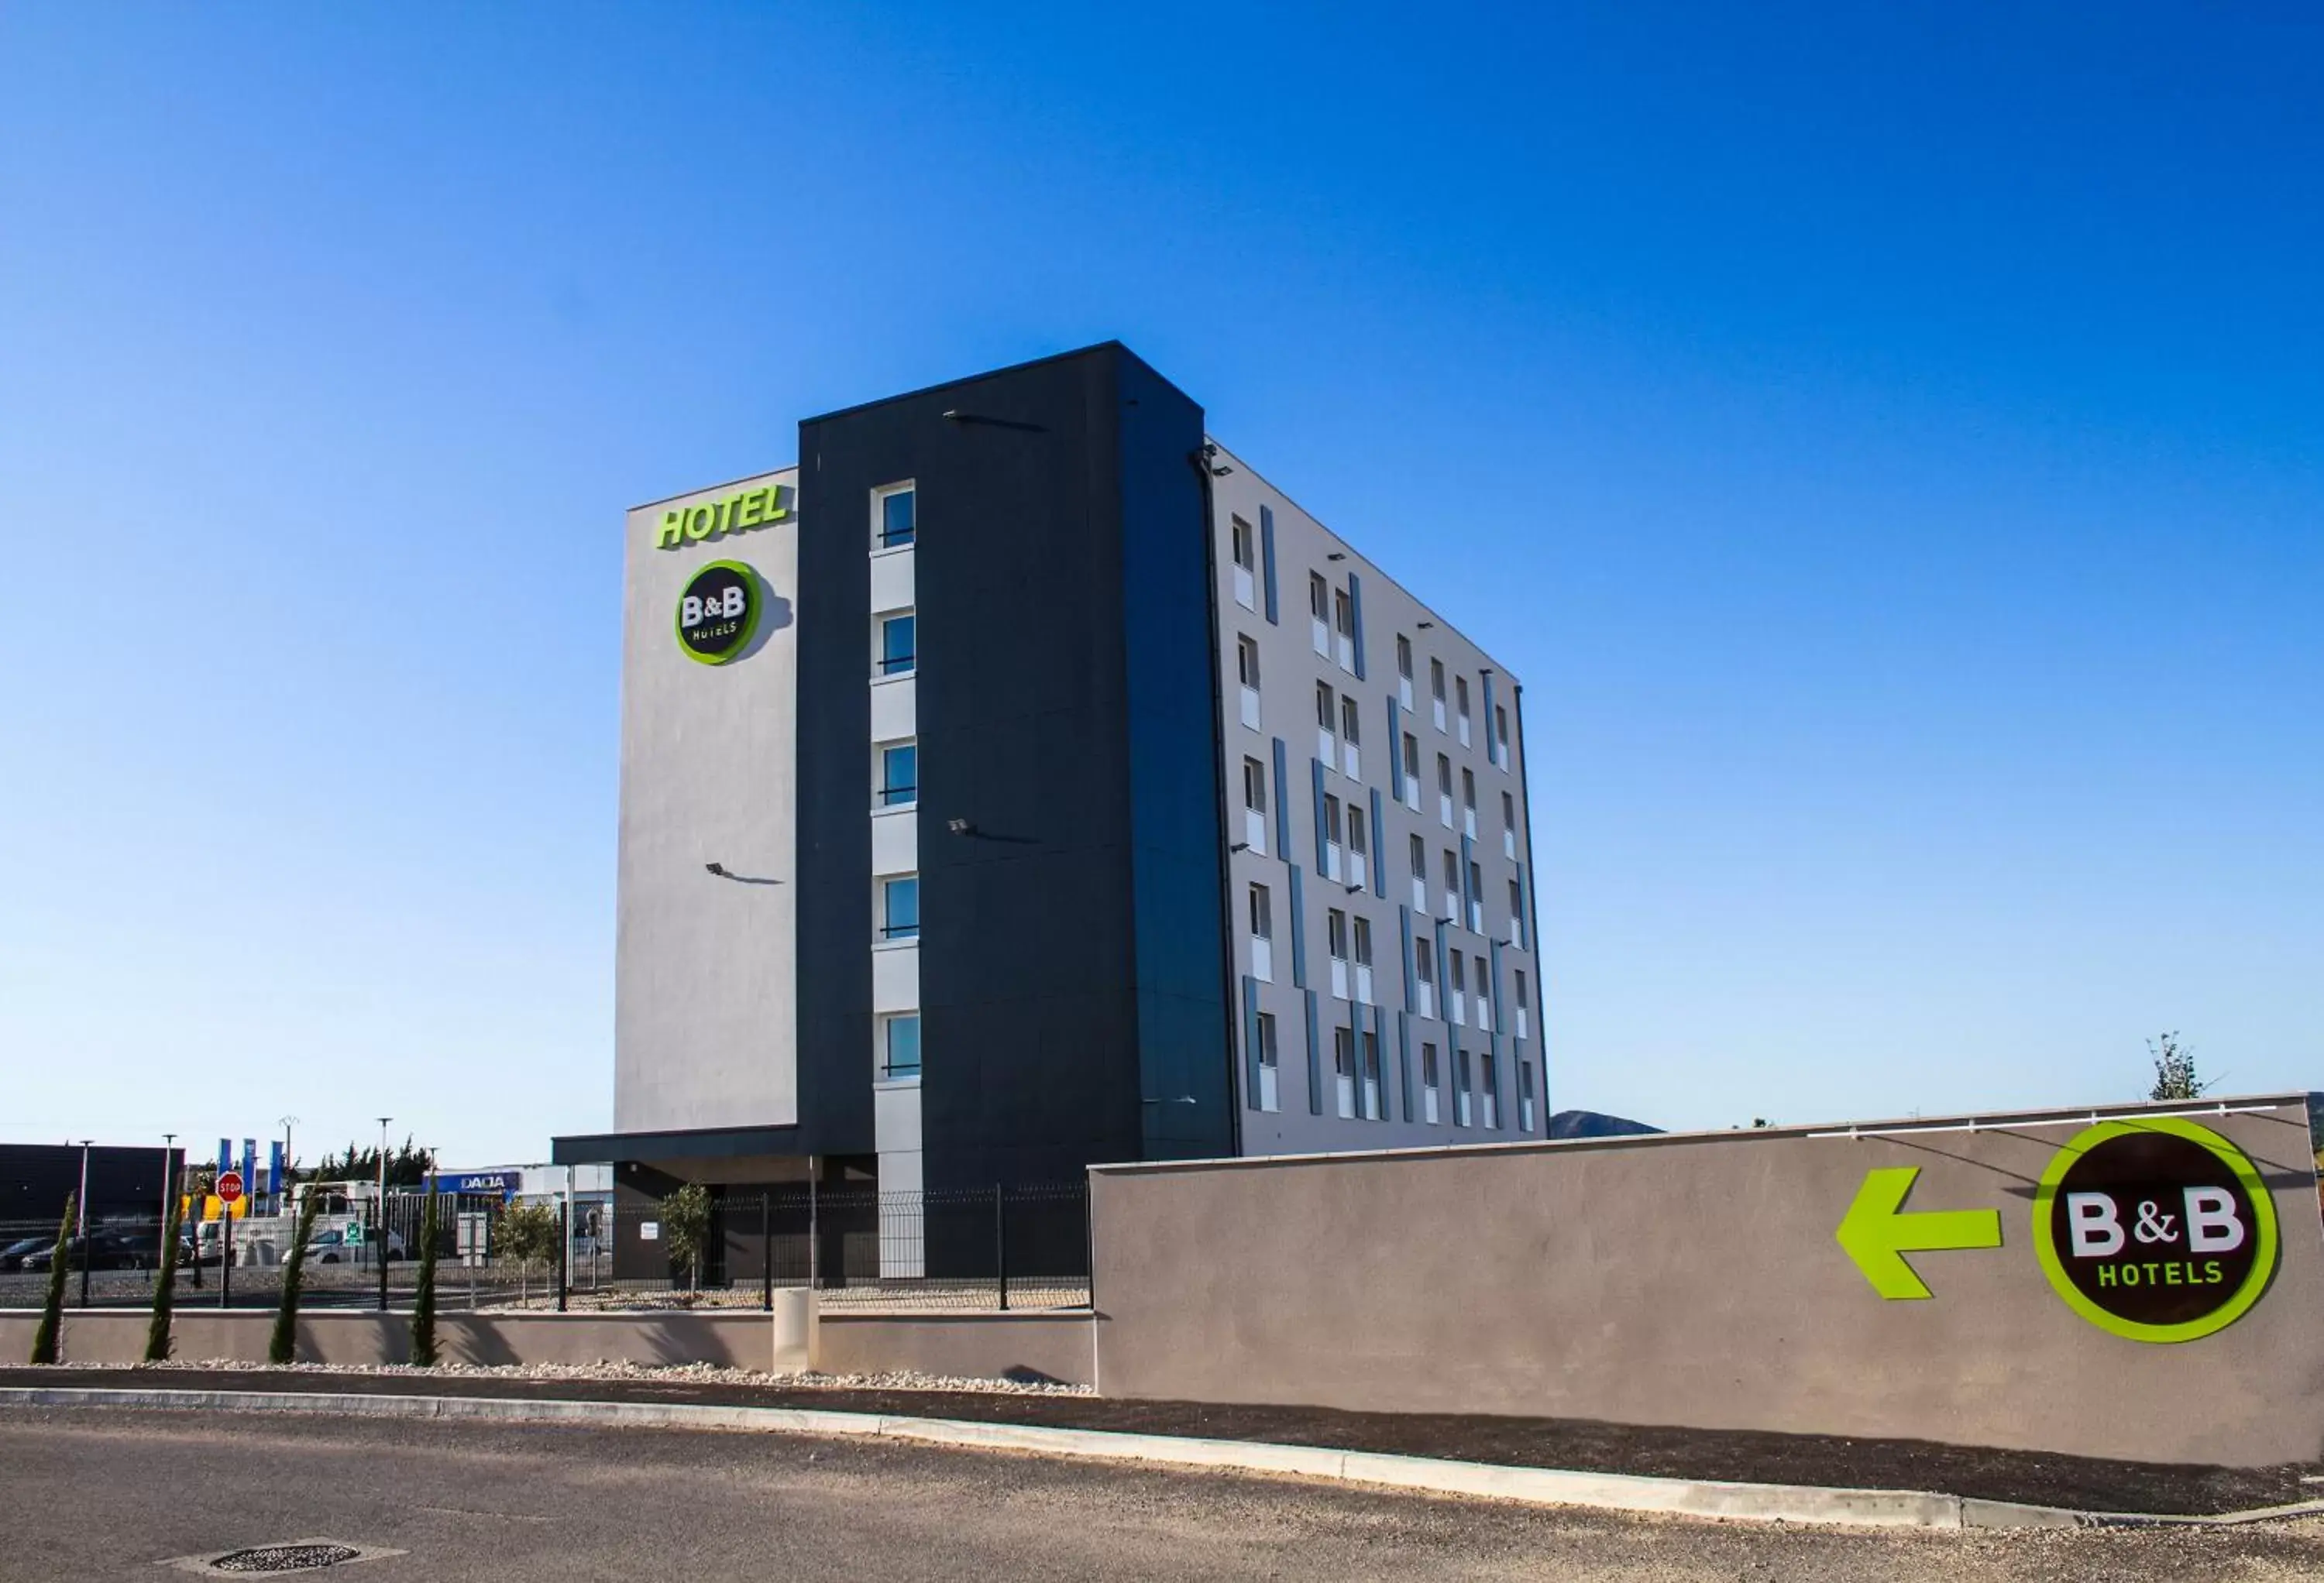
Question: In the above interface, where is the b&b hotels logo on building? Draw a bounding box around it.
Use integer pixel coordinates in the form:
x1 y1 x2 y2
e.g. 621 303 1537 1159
1836 1115 2279 1342
655 483 790 549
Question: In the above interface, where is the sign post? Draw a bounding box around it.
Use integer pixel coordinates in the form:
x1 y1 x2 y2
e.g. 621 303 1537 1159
215 1171 242 1310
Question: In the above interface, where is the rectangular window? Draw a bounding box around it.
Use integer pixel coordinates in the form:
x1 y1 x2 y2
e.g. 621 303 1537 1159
1339 694 1360 745
1396 634 1413 680
1231 515 1256 571
1519 1059 1536 1132
1462 767 1477 812
1509 880 1525 944
1402 733 1419 785
1442 849 1459 913
1480 1046 1499 1125
1361 1028 1381 1118
1516 968 1529 1011
1236 634 1261 688
878 741 917 808
1353 915 1373 967
1333 1025 1356 1118
879 875 920 941
1468 860 1485 930
1422 1042 1439 1086
1333 587 1354 638
1315 682 1336 730
875 483 916 549
1322 794 1342 847
1449 949 1466 994
1431 659 1446 702
1249 883 1272 939
1346 805 1367 861
1309 572 1329 620
1437 755 1452 796
1326 908 1349 961
1456 675 1470 720
1502 790 1515 833
1415 938 1434 984
1495 703 1510 758
1243 757 1268 816
878 611 916 677
881 1013 921 1079
1257 1011 1280 1112
1409 833 1426 878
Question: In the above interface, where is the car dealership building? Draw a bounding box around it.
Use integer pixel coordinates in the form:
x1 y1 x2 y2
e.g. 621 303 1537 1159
554 344 1541 1220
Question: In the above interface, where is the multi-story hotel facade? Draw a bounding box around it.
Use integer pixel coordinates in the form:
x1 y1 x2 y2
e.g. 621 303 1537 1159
555 344 1541 1212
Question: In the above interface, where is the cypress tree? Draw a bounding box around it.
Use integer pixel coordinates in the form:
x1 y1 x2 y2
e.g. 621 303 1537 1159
267 1181 327 1365
143 1185 186 1362
409 1189 441 1367
29 1193 76 1365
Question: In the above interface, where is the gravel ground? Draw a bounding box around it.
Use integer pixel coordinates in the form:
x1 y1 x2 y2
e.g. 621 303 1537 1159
5 1407 2322 1581
4 1364 2314 1516
33 1355 1092 1393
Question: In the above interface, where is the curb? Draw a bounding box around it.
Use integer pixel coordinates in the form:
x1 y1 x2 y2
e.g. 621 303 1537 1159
6 1386 2318 1532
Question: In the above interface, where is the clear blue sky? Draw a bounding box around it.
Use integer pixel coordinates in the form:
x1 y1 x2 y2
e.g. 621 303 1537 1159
2 5 2317 1166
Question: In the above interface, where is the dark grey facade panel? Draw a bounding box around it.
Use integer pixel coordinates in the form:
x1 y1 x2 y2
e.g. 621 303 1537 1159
1348 571 1367 680
1260 503 1278 624
1287 864 1308 988
1368 788 1387 898
796 343 1226 1187
1304 988 1322 1115
1270 736 1291 855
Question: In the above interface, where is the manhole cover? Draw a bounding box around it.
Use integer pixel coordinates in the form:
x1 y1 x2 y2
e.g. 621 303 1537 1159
212 1544 362 1573
161 1538 403 1575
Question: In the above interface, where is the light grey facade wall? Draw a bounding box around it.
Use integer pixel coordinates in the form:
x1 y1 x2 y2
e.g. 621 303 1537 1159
615 469 800 1135
1090 1097 2324 1467
1207 443 1542 1156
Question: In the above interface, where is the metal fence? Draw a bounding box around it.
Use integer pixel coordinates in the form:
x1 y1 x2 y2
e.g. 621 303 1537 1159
0 1183 1089 1317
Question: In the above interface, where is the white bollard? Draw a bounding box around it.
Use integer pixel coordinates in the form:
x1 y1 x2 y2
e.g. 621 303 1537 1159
771 1288 818 1374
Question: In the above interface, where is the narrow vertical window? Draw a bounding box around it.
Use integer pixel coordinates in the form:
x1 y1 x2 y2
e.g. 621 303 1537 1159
878 611 916 677
1396 634 1413 680
875 484 916 549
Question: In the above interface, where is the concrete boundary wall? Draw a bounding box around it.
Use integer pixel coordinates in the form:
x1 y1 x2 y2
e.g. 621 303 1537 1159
0 1308 1092 1386
1090 1094 2324 1466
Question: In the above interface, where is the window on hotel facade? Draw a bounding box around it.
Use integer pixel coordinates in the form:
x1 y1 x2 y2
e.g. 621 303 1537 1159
1333 587 1353 638
1495 703 1510 758
1409 834 1425 879
875 483 916 549
1249 882 1272 939
1456 675 1470 721
1243 757 1267 818
1231 515 1255 571
1346 805 1367 865
1396 634 1413 680
878 741 917 808
1327 908 1349 962
1339 694 1361 746
1309 572 1329 621
1431 658 1446 705
880 1013 921 1079
878 612 916 677
1237 634 1261 689
1322 794 1342 849
879 875 920 941
1315 682 1335 731
1353 915 1373 967
1509 881 1525 945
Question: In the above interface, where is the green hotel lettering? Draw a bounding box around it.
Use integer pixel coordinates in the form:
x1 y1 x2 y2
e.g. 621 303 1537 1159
2093 1259 2228 1288
657 485 790 549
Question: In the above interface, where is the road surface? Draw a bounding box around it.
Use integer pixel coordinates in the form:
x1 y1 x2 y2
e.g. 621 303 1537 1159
2 1406 2319 1581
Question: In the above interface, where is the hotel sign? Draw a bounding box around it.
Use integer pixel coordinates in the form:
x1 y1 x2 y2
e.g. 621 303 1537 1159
655 483 790 549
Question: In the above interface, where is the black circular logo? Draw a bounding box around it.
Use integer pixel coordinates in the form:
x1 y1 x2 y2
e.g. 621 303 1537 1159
2033 1119 2277 1341
676 561 758 665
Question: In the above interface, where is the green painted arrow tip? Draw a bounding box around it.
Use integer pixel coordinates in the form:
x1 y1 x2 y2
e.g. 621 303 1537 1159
1837 1166 2003 1301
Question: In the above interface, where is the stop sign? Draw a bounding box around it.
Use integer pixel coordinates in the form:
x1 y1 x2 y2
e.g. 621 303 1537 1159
216 1170 245 1204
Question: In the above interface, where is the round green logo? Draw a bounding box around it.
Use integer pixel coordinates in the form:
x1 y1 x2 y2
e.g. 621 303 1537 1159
2031 1118 2278 1343
676 560 760 665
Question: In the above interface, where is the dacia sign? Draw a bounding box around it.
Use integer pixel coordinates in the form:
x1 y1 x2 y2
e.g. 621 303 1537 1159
656 483 790 549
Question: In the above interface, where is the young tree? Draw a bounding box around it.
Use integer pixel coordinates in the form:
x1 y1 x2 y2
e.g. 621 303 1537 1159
267 1180 328 1365
143 1184 187 1362
662 1183 713 1294
2149 1032 2209 1102
29 1194 76 1365
410 1189 441 1367
497 1204 561 1306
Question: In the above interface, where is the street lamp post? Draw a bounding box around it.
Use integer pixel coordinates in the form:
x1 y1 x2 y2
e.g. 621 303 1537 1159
159 1134 177 1272
279 1115 297 1216
376 1117 391 1312
75 1140 93 1307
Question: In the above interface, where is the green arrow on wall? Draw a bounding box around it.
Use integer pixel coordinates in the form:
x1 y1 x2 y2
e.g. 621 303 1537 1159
1835 1167 2003 1300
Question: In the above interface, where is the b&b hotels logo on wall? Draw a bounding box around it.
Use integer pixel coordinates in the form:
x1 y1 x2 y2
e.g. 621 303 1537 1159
675 561 760 665
1836 1117 2279 1342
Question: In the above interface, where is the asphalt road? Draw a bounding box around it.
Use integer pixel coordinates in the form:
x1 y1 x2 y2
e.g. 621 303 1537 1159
3 1407 2322 1581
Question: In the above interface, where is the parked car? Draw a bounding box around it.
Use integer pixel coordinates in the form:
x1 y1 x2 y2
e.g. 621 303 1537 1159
0 1235 53 1271
304 1226 405 1263
20 1229 160 1272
